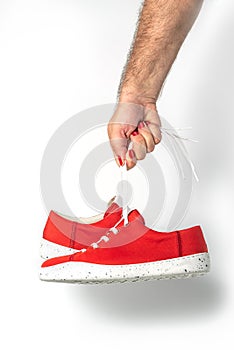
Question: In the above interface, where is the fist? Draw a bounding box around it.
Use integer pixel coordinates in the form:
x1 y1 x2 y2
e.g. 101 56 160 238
107 102 162 170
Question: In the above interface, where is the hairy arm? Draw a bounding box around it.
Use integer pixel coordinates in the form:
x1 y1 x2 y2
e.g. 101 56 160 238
108 0 204 169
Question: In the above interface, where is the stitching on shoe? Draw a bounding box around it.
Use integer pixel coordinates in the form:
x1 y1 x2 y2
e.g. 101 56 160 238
69 222 77 249
176 231 182 257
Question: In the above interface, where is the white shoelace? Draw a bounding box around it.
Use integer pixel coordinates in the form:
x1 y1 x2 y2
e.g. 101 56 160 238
120 163 129 226
80 166 130 252
79 126 198 253
90 215 123 250
160 126 199 182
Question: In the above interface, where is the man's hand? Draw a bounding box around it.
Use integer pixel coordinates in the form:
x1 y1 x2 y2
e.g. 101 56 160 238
107 102 161 170
108 0 203 170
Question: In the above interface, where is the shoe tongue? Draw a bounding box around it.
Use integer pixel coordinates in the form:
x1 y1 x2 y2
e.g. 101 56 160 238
104 201 145 224
128 209 145 224
104 202 121 218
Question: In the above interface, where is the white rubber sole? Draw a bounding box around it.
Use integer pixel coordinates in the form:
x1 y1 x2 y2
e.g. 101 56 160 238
40 239 80 259
39 252 210 284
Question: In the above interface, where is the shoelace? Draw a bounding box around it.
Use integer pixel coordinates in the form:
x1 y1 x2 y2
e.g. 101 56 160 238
77 186 130 254
77 125 198 254
76 168 130 254
90 217 122 249
120 163 129 225
77 215 124 252
160 126 199 182
83 165 130 251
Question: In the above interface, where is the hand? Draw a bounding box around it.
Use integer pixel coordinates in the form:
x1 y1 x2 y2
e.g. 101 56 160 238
107 102 161 170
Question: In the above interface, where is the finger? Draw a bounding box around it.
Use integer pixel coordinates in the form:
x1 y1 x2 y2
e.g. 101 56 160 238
144 108 162 144
107 123 129 166
138 121 155 153
126 149 137 170
145 121 162 144
130 131 147 160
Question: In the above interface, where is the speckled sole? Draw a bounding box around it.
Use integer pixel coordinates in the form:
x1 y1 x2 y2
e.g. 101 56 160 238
40 239 80 259
39 252 210 284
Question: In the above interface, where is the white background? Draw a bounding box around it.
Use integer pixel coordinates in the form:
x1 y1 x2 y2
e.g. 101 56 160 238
0 0 234 349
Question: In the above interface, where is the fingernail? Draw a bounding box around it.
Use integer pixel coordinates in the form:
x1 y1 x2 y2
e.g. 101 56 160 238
154 138 161 144
117 156 124 166
129 149 135 159
131 130 139 136
138 122 145 129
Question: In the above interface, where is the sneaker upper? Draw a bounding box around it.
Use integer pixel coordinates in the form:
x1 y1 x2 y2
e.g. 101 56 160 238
43 202 123 250
42 211 208 267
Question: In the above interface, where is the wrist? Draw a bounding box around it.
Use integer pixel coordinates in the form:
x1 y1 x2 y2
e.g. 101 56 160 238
118 91 157 111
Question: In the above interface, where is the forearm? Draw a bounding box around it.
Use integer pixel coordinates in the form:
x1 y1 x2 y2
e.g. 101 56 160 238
118 0 204 108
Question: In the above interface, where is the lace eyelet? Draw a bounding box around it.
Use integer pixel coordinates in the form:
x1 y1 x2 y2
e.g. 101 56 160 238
109 227 119 234
91 243 99 249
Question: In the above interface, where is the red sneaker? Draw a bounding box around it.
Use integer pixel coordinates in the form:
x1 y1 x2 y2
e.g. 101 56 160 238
40 210 210 283
40 200 123 259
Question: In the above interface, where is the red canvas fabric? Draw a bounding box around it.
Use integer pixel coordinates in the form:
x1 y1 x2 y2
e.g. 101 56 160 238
43 203 123 250
42 219 208 267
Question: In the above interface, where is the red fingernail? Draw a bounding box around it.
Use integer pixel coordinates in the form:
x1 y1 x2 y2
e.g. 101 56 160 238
129 149 135 159
117 156 124 166
131 130 139 136
138 122 145 129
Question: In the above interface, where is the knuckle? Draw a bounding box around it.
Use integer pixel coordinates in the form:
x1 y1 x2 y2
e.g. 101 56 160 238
107 124 113 136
